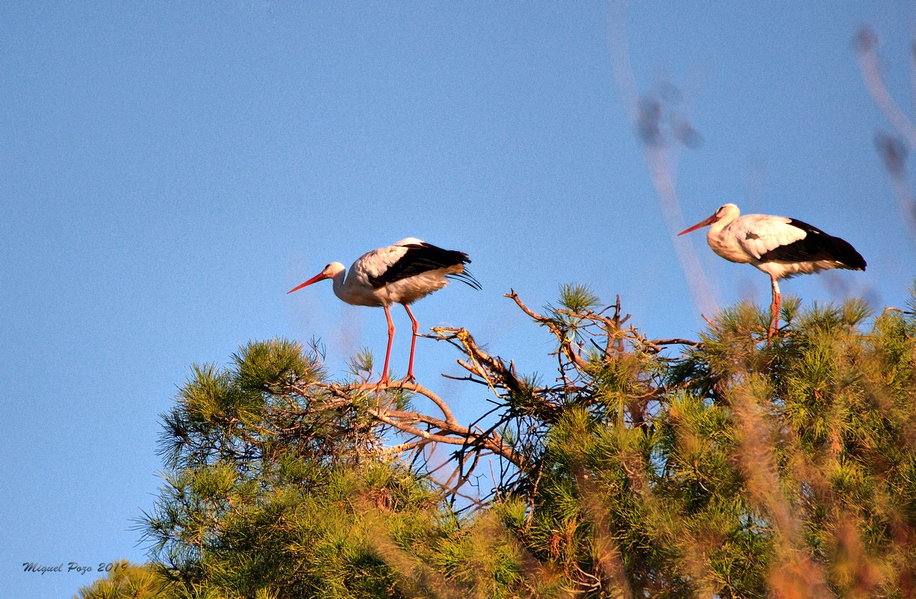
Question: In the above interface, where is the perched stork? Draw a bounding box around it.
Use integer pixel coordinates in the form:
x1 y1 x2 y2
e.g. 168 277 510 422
288 238 480 384
679 203 866 338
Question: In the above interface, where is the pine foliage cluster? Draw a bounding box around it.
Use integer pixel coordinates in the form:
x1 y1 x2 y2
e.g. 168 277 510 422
78 284 916 599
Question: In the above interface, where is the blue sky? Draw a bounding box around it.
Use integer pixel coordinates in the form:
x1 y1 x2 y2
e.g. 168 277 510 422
2 2 913 596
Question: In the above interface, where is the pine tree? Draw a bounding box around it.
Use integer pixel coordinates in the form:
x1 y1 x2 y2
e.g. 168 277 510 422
75 561 175 599
84 283 916 598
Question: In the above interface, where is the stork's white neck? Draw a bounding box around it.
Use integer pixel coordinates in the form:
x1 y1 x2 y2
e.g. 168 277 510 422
706 204 740 239
329 265 348 302
705 204 747 264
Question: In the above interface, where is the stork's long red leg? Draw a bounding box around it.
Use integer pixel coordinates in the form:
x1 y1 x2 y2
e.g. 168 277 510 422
768 276 781 340
380 304 395 384
403 304 419 382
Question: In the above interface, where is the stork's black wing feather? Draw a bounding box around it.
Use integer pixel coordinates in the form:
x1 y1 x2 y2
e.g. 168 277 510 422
758 219 866 270
368 243 481 289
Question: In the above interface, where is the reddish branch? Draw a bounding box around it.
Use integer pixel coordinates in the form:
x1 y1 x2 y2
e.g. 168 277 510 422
314 379 525 471
288 290 693 503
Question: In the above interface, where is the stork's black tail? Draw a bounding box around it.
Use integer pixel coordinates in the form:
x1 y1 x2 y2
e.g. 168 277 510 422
447 268 482 290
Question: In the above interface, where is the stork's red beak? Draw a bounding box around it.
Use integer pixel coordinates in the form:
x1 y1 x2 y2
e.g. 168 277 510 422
287 272 330 294
678 213 719 236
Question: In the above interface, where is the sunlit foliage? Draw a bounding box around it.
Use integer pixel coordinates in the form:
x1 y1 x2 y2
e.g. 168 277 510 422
86 283 916 598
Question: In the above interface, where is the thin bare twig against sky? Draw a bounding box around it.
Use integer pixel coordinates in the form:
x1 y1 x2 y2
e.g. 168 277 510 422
855 26 916 240
606 0 718 317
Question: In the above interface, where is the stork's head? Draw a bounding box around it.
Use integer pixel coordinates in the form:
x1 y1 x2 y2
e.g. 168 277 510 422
678 203 740 235
288 262 345 294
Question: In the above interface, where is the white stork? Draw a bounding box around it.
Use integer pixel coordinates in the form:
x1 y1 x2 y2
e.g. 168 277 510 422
288 238 480 384
679 203 866 338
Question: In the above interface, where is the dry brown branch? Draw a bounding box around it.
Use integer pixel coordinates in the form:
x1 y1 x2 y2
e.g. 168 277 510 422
505 289 591 369
641 338 700 356
431 325 524 395
367 410 468 447
350 380 459 425
379 438 427 458
279 290 674 509
504 288 552 322
307 379 526 476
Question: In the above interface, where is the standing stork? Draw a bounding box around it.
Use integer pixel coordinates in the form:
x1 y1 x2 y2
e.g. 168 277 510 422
288 238 480 384
679 204 866 339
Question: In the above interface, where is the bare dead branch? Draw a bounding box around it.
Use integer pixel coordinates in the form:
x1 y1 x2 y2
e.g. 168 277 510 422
347 381 459 426
431 326 524 396
504 288 551 322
